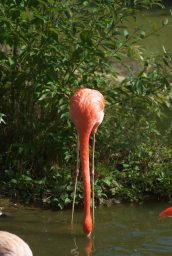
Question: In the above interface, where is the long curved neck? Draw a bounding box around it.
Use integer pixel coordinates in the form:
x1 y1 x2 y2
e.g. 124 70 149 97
79 131 92 235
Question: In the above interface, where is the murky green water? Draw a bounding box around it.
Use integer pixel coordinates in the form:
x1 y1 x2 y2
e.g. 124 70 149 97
1 203 172 255
131 9 172 53
113 8 172 76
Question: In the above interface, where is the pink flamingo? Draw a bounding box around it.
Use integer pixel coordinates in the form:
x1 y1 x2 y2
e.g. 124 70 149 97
0 231 32 255
70 88 105 236
159 207 172 218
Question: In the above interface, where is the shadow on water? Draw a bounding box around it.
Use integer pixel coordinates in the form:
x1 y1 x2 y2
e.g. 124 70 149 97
1 203 172 255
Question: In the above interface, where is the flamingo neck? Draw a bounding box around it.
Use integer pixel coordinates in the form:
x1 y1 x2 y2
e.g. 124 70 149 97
79 131 92 236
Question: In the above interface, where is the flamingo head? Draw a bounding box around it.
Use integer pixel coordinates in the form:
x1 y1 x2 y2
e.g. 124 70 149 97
83 215 92 237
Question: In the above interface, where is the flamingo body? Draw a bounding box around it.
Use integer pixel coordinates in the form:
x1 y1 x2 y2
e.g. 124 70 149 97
0 231 32 256
70 88 105 236
159 207 172 218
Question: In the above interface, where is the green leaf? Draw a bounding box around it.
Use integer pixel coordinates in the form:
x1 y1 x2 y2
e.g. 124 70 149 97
134 80 145 95
8 57 14 66
11 179 17 184
0 113 6 124
80 30 92 45
124 29 129 38
162 18 168 26
64 198 71 204
169 97 172 105
140 31 145 39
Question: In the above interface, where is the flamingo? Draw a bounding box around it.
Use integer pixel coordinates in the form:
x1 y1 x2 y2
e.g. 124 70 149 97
70 88 105 236
159 207 172 218
0 231 33 256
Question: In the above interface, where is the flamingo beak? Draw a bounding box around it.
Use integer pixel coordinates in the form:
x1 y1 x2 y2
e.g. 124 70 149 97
87 232 91 238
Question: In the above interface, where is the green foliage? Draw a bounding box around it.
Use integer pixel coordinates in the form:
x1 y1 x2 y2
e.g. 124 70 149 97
0 0 172 207
0 167 73 209
0 113 6 124
1 146 172 208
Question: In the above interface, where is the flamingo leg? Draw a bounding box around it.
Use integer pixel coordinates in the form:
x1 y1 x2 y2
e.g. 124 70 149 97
71 134 80 225
91 133 95 224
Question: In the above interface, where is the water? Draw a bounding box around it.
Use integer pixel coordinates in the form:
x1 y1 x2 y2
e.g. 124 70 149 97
1 203 172 255
113 7 172 76
131 9 172 54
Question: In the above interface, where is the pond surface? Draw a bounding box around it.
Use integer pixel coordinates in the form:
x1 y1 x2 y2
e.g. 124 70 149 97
113 7 172 76
1 202 172 255
132 8 172 54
